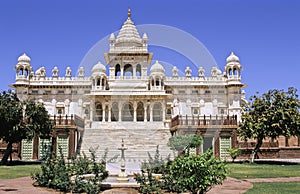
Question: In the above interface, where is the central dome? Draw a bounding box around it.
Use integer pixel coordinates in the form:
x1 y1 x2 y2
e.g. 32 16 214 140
115 9 142 47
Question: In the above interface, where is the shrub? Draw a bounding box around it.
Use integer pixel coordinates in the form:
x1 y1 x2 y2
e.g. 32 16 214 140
165 150 227 194
226 147 242 162
31 146 108 193
137 150 227 194
141 145 170 174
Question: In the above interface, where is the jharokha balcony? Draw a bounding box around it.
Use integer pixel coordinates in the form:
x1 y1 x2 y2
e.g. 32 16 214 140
170 114 238 132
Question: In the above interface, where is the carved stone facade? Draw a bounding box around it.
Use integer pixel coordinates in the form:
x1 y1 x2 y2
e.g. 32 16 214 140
10 9 248 161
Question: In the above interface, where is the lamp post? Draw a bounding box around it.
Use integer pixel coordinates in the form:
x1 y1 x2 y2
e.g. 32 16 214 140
117 139 129 182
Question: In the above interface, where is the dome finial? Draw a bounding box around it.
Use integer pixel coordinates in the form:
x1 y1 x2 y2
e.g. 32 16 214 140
127 8 131 19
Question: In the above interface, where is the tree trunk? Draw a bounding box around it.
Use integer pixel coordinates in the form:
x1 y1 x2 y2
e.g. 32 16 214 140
1 142 13 165
251 138 263 163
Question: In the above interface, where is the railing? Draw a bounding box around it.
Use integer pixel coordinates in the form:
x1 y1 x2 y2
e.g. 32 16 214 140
51 114 83 127
171 114 238 128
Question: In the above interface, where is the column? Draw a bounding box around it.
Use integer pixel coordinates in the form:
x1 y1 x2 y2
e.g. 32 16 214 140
133 101 137 122
144 105 147 122
90 103 93 121
102 103 105 122
108 104 111 122
133 66 136 78
121 67 124 77
162 104 166 121
69 129 75 159
150 104 153 122
118 102 122 122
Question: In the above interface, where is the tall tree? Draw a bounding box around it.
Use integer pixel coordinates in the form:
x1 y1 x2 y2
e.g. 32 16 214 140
0 90 53 164
238 87 300 162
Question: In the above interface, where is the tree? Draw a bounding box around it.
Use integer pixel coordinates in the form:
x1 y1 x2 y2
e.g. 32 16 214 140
168 134 203 156
238 87 300 162
0 90 53 164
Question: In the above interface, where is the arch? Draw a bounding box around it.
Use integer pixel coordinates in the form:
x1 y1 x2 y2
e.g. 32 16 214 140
96 77 100 86
105 105 109 121
137 102 144 122
101 77 105 86
124 64 133 76
153 103 162 121
122 102 134 121
115 64 121 76
155 77 160 86
228 68 232 76
95 103 103 121
136 64 141 77
233 68 238 76
147 105 150 121
111 102 119 121
19 68 24 76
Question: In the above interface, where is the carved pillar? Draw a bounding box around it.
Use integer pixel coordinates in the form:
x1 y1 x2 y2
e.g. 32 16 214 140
144 105 147 122
102 103 105 122
133 101 137 122
150 104 153 122
133 66 136 77
118 102 122 122
108 104 111 122
90 102 94 121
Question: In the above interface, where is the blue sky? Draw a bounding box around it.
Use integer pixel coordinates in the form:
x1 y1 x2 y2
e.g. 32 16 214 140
0 0 299 98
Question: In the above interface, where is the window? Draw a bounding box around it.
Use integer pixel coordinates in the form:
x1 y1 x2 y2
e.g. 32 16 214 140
95 104 103 121
57 136 69 158
71 90 77 94
57 90 64 94
153 103 162 121
84 108 90 118
122 103 134 121
178 90 185 94
31 90 38 94
220 137 231 160
44 91 51 95
218 90 225 94
192 108 199 115
57 107 65 115
84 90 90 94
205 90 211 94
192 90 198 94
137 102 144 122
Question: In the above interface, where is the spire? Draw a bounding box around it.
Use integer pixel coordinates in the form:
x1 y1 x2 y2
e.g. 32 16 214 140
127 8 131 19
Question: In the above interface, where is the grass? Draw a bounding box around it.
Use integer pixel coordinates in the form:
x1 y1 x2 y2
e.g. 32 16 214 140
227 163 300 179
0 164 40 179
245 182 300 194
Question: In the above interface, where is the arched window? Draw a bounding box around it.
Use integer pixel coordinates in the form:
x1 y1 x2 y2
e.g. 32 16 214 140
147 105 150 121
115 64 121 76
153 103 162 121
95 103 103 121
233 67 238 76
105 105 109 121
137 102 144 122
228 68 232 76
122 103 133 121
124 64 133 76
111 103 119 121
19 68 24 76
96 78 100 86
156 78 160 86
136 64 141 77
101 78 105 86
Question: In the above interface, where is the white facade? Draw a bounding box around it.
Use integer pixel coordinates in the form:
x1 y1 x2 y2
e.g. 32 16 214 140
12 10 246 162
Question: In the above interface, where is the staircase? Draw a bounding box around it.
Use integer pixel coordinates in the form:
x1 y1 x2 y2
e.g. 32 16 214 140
80 122 174 165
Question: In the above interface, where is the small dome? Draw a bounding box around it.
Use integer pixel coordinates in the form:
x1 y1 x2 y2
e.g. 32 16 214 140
92 61 106 75
226 52 239 63
150 60 165 75
18 53 31 63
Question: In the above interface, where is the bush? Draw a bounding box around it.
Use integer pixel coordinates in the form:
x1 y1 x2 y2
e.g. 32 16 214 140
31 146 108 193
226 147 242 162
136 150 227 194
141 145 170 174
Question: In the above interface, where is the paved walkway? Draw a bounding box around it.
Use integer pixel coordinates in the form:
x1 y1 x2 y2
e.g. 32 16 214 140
0 176 300 194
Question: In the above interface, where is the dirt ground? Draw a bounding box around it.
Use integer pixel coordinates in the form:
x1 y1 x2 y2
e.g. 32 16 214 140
0 176 299 194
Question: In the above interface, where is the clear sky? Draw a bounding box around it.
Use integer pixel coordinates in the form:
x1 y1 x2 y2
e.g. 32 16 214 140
0 0 299 98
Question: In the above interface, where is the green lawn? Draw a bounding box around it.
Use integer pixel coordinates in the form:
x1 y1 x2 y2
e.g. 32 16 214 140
227 163 300 179
245 182 300 194
0 164 40 179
